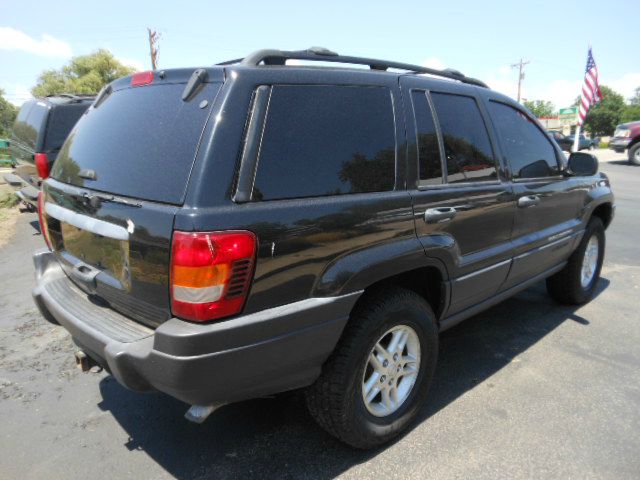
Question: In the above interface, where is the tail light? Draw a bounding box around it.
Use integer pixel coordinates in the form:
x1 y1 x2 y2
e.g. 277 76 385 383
37 191 52 250
170 231 256 322
35 153 49 179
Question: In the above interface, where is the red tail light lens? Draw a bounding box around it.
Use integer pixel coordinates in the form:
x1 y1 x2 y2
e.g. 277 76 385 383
37 191 52 250
170 231 257 322
131 71 154 87
35 153 49 179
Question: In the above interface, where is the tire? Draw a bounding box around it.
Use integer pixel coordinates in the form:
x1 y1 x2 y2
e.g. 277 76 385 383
588 144 595 151
546 217 605 305
629 143 640 166
305 287 439 449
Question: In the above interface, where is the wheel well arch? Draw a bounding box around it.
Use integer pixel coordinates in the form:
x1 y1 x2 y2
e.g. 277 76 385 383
629 136 640 149
591 202 613 229
350 266 446 322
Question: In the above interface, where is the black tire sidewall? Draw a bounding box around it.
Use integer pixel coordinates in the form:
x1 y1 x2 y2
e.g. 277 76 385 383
575 218 605 300
629 144 640 166
346 293 438 443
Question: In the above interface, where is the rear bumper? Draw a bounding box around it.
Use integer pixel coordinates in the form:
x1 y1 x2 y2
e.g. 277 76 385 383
609 138 631 152
32 249 360 405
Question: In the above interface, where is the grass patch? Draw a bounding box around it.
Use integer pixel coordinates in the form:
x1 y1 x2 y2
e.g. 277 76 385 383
0 191 19 209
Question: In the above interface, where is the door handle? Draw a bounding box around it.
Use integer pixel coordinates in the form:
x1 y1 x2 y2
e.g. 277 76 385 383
517 195 540 208
424 207 457 224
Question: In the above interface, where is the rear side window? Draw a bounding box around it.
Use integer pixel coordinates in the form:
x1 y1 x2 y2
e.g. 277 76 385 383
12 101 48 150
430 93 497 183
411 91 442 185
252 85 396 201
52 82 221 204
487 101 560 178
45 104 90 150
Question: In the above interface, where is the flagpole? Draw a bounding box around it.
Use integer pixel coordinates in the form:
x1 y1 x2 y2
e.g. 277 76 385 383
572 124 581 152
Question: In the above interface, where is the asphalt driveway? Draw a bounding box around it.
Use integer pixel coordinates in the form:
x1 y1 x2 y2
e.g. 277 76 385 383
0 150 638 479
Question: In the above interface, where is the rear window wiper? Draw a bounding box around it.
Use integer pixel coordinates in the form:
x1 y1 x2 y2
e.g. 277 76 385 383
82 192 142 208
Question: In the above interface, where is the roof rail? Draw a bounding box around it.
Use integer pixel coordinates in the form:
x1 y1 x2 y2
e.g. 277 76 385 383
219 47 488 88
45 93 95 102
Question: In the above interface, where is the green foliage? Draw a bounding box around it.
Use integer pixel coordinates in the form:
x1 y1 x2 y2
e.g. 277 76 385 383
523 99 555 118
0 190 19 209
573 85 625 136
621 104 640 123
31 49 136 97
620 87 640 123
0 89 18 138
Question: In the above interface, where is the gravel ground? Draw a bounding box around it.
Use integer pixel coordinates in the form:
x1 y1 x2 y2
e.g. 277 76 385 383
0 150 638 479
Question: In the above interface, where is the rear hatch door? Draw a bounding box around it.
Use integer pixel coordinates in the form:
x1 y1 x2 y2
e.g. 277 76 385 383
43 71 222 327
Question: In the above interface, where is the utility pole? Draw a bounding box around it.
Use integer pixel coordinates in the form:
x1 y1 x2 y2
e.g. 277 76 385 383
147 28 160 70
511 58 530 103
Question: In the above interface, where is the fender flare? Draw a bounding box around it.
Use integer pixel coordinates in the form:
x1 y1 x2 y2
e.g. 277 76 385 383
312 236 449 298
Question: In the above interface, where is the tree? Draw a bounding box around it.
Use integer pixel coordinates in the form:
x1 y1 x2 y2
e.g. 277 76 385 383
573 85 625 136
621 87 640 123
31 49 136 97
0 89 18 138
523 99 555 118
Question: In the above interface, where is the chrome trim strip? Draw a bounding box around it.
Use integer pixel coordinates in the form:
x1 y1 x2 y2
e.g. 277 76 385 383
455 259 511 282
44 202 129 241
515 231 580 259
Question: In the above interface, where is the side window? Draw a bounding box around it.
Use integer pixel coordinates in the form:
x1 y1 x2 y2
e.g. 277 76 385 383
411 91 442 185
430 92 497 183
22 103 49 149
487 101 560 179
252 85 396 201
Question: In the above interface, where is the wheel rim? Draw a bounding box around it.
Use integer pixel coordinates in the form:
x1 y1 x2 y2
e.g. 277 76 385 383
635 148 640 161
580 235 599 288
361 325 421 417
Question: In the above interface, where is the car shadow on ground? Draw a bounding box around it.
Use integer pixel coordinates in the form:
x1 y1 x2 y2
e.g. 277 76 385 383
606 160 636 167
97 278 609 480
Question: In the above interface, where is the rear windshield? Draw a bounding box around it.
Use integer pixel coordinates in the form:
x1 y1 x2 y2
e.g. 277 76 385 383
51 82 221 204
44 103 90 151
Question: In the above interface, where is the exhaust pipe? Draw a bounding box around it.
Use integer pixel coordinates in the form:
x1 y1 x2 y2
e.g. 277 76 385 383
74 350 101 373
185 403 227 424
75 350 91 372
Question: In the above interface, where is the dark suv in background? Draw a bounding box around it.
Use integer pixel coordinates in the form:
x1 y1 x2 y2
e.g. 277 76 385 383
4 94 94 208
33 48 614 449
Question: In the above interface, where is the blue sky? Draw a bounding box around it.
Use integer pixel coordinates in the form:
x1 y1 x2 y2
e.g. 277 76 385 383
2 0 639 109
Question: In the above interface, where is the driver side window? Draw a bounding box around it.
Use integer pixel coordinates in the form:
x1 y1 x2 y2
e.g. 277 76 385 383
488 101 560 179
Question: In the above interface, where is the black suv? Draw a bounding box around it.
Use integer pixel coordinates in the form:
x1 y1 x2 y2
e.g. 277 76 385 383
4 94 94 208
33 48 614 449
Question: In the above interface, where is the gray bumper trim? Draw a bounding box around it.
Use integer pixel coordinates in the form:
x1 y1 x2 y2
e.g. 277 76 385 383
32 249 362 404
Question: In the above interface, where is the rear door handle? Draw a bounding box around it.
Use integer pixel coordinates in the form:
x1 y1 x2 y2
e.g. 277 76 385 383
517 195 540 208
424 207 457 224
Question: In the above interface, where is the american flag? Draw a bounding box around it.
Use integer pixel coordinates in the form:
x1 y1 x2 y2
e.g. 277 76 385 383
578 47 602 125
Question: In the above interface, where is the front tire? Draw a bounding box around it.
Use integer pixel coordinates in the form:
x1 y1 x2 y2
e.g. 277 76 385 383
305 287 438 449
629 143 640 166
546 217 605 304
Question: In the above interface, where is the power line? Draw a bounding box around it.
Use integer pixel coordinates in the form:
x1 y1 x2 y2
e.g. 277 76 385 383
510 58 530 103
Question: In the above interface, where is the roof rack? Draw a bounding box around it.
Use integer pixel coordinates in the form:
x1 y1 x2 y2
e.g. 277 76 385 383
218 47 488 88
45 93 95 102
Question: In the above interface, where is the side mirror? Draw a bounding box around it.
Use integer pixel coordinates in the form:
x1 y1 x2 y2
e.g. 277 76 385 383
567 152 598 176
